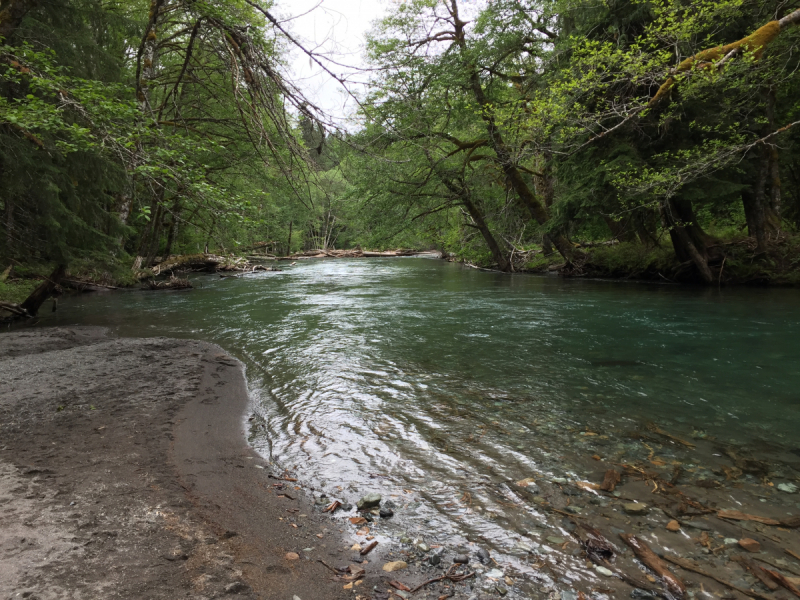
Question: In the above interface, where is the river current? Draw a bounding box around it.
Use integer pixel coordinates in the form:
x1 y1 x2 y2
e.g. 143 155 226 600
43 258 800 592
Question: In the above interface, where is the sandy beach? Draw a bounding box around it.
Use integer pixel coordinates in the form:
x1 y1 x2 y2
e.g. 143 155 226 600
0 327 348 600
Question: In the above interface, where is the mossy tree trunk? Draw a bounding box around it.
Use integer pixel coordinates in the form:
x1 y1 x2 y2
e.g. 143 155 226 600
663 199 714 283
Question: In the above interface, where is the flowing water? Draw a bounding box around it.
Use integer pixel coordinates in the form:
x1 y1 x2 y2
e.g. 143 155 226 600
41 258 800 594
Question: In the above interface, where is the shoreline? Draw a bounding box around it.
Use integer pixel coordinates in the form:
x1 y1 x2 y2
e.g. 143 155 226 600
0 327 348 600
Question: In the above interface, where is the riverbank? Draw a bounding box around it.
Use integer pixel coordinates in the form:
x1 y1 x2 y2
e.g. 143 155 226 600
0 327 349 600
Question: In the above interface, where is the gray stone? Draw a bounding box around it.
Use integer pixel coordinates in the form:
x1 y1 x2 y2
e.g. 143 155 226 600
476 546 491 563
546 536 566 545
623 503 648 515
682 520 712 531
357 493 382 510
224 581 247 594
379 508 394 518
454 554 469 564
429 554 441 566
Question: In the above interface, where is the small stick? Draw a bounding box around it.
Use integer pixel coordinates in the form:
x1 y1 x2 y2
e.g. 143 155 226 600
317 559 339 575
620 534 685 598
360 540 378 556
409 567 475 594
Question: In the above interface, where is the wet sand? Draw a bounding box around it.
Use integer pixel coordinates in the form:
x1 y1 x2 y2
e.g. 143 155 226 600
0 327 348 600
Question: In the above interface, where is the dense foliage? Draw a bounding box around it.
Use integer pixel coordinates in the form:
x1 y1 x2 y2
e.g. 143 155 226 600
1 0 799 286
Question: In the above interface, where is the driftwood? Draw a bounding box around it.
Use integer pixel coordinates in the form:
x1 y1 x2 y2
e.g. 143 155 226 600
620 534 686 598
151 254 225 275
731 556 780 591
145 276 192 290
662 554 774 600
61 279 118 292
762 567 800 597
0 301 30 317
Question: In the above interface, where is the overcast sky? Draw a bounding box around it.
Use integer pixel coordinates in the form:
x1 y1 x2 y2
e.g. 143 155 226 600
273 0 391 124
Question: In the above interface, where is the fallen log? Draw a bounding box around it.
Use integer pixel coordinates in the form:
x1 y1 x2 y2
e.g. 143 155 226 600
144 276 192 290
0 301 30 317
151 254 225 275
620 534 685 598
61 279 118 292
20 265 66 316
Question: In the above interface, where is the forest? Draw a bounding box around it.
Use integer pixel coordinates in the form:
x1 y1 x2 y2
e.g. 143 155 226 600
2 0 800 310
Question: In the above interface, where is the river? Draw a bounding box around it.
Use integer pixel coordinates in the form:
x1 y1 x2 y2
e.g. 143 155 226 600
44 258 800 597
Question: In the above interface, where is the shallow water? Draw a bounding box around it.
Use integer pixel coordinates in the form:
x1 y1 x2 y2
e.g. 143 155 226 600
41 258 800 586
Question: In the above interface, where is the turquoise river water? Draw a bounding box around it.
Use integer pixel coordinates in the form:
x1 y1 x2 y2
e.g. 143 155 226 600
40 258 800 585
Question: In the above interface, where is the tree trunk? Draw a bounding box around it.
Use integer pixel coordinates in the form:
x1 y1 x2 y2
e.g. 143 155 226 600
633 208 659 247
286 220 293 255
461 197 510 272
663 199 713 283
0 0 37 41
448 0 574 264
20 264 65 316
143 203 165 267
603 215 637 243
4 195 14 258
743 150 770 253
163 198 181 257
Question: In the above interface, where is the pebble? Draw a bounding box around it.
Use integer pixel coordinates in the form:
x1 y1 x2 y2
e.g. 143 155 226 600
476 547 491 563
486 569 504 579
666 520 681 532
285 552 300 560
224 581 247 594
415 541 430 553
682 520 712 531
546 536 566 545
778 483 798 494
379 508 394 518
382 560 408 572
357 493 382 510
623 503 648 515
454 554 469 564
723 538 738 545
595 565 615 577
738 538 761 553
429 554 441 566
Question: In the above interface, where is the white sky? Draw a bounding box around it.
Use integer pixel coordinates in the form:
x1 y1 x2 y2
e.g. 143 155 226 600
273 0 392 125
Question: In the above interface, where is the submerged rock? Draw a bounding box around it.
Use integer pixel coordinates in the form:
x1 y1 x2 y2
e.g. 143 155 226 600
382 560 408 572
595 565 614 577
623 503 648 515
357 493 382 510
476 546 491 563
778 482 798 494
379 507 394 518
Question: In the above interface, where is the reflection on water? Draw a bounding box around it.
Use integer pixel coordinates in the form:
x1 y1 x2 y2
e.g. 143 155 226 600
43 258 800 588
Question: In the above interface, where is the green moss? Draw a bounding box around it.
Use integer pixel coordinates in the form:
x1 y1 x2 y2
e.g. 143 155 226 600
0 279 39 304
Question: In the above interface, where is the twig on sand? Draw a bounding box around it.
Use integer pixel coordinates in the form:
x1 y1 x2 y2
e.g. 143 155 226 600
410 565 475 593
